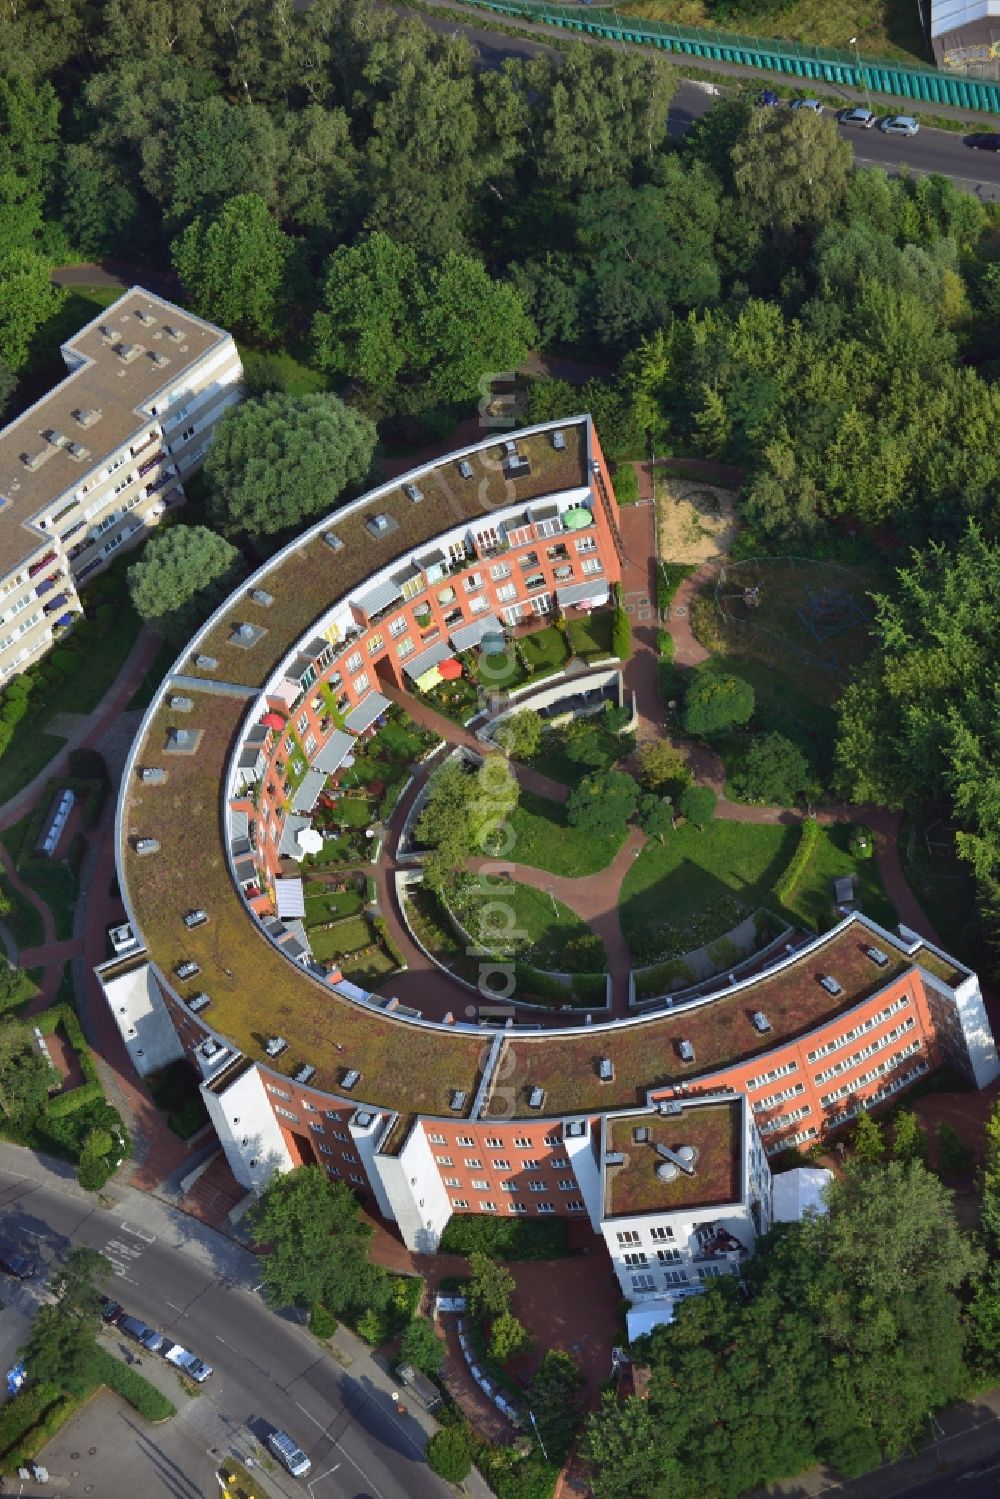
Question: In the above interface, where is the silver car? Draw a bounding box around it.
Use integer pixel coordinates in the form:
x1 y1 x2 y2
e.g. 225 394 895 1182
791 98 823 113
880 114 919 135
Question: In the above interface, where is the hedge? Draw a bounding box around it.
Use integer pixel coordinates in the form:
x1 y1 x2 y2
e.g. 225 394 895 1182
773 817 821 907
438 1214 571 1260
657 561 696 613
0 1386 78 1471
634 956 696 999
611 606 631 661
372 916 406 971
36 1003 99 1085
611 462 639 505
94 1349 176 1421
46 1079 105 1118
570 972 607 1004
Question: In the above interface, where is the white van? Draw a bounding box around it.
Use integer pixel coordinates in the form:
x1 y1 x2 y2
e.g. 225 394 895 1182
267 1430 311 1477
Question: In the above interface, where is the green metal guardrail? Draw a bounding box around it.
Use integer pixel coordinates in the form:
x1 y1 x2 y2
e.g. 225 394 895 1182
466 0 1000 115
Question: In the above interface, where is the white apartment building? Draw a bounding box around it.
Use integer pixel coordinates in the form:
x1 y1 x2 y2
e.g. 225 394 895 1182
598 1096 771 1304
0 287 241 683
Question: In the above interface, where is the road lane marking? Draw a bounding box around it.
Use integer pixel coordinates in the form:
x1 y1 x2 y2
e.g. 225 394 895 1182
120 1222 156 1242
334 1440 386 1499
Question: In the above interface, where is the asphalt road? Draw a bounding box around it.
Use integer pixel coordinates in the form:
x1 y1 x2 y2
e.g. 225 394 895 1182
412 5 1000 198
0 1166 449 1499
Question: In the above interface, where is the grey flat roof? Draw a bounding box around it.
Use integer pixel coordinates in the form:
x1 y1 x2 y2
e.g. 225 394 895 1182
229 807 249 842
314 730 355 774
278 813 312 857
357 576 403 618
344 690 391 734
450 615 503 653
291 768 327 813
557 581 610 608
403 640 453 680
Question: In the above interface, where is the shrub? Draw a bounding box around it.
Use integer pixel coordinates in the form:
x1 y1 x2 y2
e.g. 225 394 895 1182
439 1215 571 1259
611 606 632 660
562 933 604 972
46 1080 104 1118
937 1122 975 1177
399 1314 445 1375
850 825 875 860
489 1310 532 1363
95 1349 176 1420
570 971 607 1003
611 462 639 505
730 731 810 806
773 817 821 906
683 671 755 735
678 784 717 829
77 1150 114 1192
427 1424 473 1483
657 561 695 612
310 1303 337 1339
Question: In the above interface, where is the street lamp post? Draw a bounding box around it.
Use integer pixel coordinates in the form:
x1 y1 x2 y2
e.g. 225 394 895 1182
529 1408 550 1462
849 36 873 113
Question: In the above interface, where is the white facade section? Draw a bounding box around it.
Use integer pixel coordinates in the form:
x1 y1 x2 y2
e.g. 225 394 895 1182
349 1109 394 1220
564 1119 604 1231
376 1121 452 1252
931 0 999 39
98 961 185 1076
200 1063 295 1192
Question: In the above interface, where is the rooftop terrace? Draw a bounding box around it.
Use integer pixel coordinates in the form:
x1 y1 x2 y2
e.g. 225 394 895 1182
184 423 588 690
483 927 932 1116
604 1102 742 1217
0 289 227 575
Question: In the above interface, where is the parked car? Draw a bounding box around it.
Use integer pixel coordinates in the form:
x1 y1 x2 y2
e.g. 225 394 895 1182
119 1314 166 1354
838 106 875 128
880 114 919 135
758 89 780 107
791 98 823 112
100 1296 125 1325
267 1430 311 1478
966 132 1000 151
0 1245 37 1280
163 1344 213 1383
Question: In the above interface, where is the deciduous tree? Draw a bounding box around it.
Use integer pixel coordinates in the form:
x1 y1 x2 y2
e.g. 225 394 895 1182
171 194 293 340
127 526 243 643
0 249 64 371
683 671 755 735
567 770 638 837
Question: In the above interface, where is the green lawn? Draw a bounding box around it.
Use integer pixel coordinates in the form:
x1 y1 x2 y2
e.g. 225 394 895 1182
308 915 372 960
567 609 614 658
507 790 626 876
698 654 839 797
237 344 332 397
780 822 898 932
449 878 601 971
343 947 400 985
518 624 570 677
303 887 364 928
621 820 797 965
331 796 378 829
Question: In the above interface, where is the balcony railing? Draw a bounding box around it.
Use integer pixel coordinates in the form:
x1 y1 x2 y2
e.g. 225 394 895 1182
138 451 166 478
145 471 174 496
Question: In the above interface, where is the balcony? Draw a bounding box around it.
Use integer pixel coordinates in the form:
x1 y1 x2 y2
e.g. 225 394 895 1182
138 450 166 478
145 470 175 496
131 432 158 458
28 552 57 578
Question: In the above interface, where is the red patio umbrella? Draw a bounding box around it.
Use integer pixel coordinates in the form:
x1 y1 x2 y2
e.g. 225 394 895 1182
438 658 463 680
260 712 285 729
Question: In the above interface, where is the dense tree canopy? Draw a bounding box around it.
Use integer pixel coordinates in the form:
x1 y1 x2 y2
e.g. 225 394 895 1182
127 525 243 643
204 392 376 536
171 194 294 339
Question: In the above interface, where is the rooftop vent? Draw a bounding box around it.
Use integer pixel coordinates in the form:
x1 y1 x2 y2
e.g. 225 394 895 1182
99 324 115 341
184 909 209 929
140 767 166 784
265 1036 288 1058
750 1010 771 1033
503 440 517 456
134 837 160 856
354 1110 374 1128
72 408 101 429
200 1038 222 1059
135 309 155 326
657 1099 684 1116
341 1068 361 1091
294 1063 316 1085
528 1086 545 1110
655 1142 698 1178
44 429 67 448
175 960 200 980
187 992 211 1014
866 946 890 968
404 483 423 504
598 1058 614 1082
450 1090 467 1112
250 588 274 608
457 459 474 479
366 512 398 539
169 695 193 713
149 350 169 367
552 430 566 451
65 442 89 461
564 1120 587 1138
677 1039 695 1063
115 342 142 363
194 654 218 671
163 324 183 341
819 974 843 997
633 1126 650 1144
21 450 48 471
323 531 344 552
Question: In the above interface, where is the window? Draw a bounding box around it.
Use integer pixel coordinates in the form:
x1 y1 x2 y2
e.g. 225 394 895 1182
180 425 195 442
428 1133 446 1144
342 1152 358 1164
566 1200 585 1212
470 596 490 614
304 733 316 756
333 1130 348 1141
346 651 362 673
396 637 414 659
349 1173 365 1185
510 1201 529 1214
525 574 546 592
657 1248 681 1263
557 1179 575 1191
502 1181 519 1192
631 1274 656 1292
575 536 597 554
310 1123 325 1134
448 540 468 564
664 1269 689 1285
550 1156 570 1169
649 1226 674 1241
530 594 551 616
452 1198 469 1209
112 473 135 496
274 1107 298 1121
518 550 539 571
443 1177 460 1187
464 1158 482 1169
353 673 369 694
480 1201 497 1213
436 1155 454 1166
457 1136 475 1146
623 1252 648 1267
464 573 483 593
537 1203 555 1214
490 562 512 581
698 1265 727 1281
507 525 532 548
296 711 309 734
581 558 604 576
471 1178 489 1190
535 516 562 538
616 1230 640 1246
318 1144 332 1155
267 1086 291 1100
514 1137 532 1149
529 1181 546 1193
484 1136 503 1147
105 453 126 477
544 1133 561 1147
389 615 407 637
326 1165 340 1177
521 1159 538 1170
475 527 500 552
492 1159 510 1170
368 633 384 655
